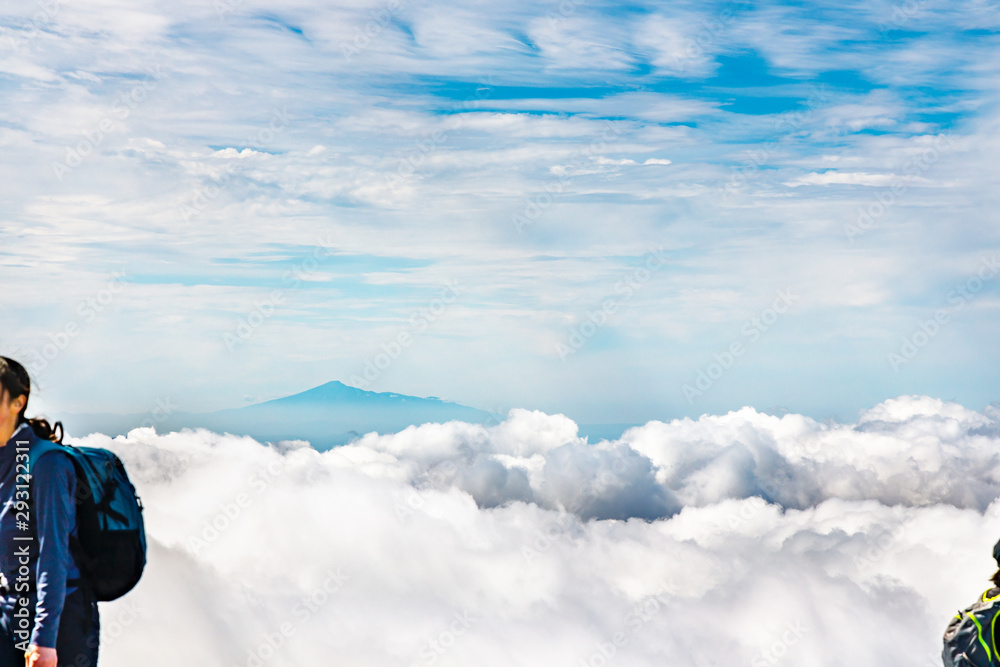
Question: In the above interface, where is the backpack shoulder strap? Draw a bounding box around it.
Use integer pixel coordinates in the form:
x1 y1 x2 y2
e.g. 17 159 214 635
25 439 88 589
27 439 67 475
958 589 1000 664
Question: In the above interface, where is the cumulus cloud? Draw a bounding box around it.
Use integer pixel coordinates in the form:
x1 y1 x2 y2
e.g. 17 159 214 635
81 396 1000 666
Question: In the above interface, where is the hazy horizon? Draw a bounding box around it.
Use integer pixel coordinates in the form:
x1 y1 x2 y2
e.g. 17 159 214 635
31 378 1000 434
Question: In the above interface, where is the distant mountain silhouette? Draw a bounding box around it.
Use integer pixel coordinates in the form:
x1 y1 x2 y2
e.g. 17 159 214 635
55 381 495 450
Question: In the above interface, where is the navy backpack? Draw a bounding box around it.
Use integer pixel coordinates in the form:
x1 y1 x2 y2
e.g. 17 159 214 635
28 439 147 601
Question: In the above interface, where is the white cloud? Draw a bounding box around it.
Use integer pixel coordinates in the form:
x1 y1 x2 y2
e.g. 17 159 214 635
79 396 1000 665
408 10 519 58
213 147 266 158
527 16 636 72
783 171 923 187
593 157 636 166
632 14 717 77
0 57 58 81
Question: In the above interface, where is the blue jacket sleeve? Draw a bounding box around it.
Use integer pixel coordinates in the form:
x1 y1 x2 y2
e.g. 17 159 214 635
29 452 76 648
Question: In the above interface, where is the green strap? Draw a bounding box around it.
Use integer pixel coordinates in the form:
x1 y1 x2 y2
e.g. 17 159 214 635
992 609 1000 667
966 611 994 663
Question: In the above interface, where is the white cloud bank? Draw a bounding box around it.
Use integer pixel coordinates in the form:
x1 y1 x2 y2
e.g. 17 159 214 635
82 395 1000 666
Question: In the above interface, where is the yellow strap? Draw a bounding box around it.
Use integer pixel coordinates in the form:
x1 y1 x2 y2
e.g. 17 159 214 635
992 608 1000 665
966 611 993 663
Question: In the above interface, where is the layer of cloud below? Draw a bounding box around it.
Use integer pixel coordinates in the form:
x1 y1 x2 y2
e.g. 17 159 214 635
81 394 1000 666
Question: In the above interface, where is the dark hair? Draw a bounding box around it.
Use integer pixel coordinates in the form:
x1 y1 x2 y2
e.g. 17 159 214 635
993 569 1000 590
0 357 63 444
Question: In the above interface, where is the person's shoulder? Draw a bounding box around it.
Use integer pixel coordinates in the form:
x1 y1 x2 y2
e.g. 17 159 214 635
29 440 73 478
8 422 34 445
980 587 1000 605
29 448 76 501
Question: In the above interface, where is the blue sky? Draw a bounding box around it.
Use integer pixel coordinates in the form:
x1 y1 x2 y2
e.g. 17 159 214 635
1 0 998 425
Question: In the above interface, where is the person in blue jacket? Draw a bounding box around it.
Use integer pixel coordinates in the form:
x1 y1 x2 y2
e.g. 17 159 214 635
0 358 99 667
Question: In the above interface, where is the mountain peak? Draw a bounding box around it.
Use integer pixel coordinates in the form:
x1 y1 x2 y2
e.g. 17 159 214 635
259 380 460 408
54 379 492 450
264 380 373 405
